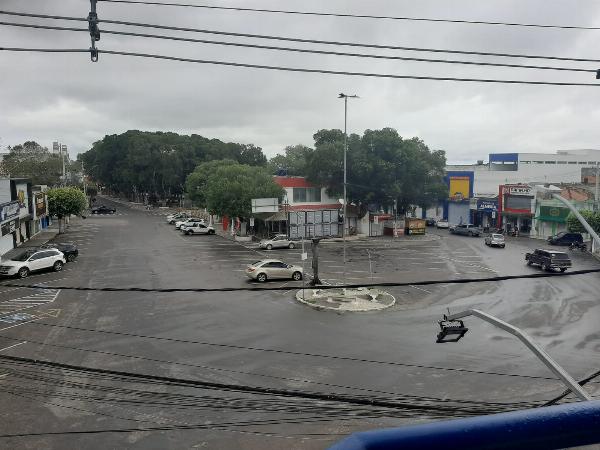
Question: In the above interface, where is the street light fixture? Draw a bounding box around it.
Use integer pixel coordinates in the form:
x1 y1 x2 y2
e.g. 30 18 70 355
338 93 359 279
435 308 592 402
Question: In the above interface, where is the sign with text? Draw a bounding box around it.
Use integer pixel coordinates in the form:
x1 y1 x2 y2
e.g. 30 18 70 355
507 186 532 196
1 218 19 236
35 193 46 217
0 201 20 223
476 199 498 212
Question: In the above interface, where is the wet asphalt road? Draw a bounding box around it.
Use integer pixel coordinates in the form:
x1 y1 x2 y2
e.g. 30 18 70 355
0 198 598 449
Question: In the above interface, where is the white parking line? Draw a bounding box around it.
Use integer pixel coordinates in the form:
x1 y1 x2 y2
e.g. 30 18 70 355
0 341 27 352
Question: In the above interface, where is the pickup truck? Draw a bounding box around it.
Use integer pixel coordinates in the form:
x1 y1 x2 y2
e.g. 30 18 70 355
450 224 482 237
525 249 571 272
181 222 215 235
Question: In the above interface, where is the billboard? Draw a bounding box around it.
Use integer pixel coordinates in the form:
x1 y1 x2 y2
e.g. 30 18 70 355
0 201 20 223
35 193 46 217
251 198 279 213
449 176 471 201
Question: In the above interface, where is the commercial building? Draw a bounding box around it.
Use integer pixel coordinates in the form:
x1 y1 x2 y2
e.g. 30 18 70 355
0 178 34 255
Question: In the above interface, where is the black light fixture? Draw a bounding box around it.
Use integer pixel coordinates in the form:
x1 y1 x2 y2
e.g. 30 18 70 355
436 315 469 343
596 69 600 80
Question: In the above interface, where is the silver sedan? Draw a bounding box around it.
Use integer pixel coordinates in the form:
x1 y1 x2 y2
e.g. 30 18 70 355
245 259 303 282
485 233 506 248
258 234 296 250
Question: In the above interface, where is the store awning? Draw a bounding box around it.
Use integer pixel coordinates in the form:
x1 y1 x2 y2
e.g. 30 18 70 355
536 205 570 223
263 211 287 222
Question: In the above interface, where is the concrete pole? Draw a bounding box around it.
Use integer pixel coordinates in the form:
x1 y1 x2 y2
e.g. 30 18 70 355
595 163 599 211
447 309 592 402
343 95 348 284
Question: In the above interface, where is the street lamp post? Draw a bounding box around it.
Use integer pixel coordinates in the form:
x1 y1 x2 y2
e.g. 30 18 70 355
338 93 358 279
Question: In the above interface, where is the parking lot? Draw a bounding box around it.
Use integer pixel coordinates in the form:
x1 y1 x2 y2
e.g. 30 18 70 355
0 198 598 449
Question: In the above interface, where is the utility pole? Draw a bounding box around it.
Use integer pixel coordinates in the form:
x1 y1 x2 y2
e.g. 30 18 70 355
338 93 358 285
595 162 599 212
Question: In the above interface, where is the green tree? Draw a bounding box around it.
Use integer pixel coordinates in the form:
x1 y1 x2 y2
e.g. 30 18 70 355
47 187 88 233
566 210 600 233
184 159 237 207
267 144 313 175
204 164 284 218
305 128 447 214
3 141 64 185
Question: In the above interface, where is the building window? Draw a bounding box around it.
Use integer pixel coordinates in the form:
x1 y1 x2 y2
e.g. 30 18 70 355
589 162 596 165
579 162 587 165
557 161 567 164
293 187 321 203
533 161 544 164
545 161 556 164
568 161 577 164
521 161 531 164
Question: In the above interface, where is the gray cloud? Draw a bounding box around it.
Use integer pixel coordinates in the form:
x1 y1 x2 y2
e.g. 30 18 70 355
1 0 600 162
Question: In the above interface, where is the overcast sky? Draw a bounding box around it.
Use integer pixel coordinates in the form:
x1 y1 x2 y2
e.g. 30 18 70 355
2 0 600 163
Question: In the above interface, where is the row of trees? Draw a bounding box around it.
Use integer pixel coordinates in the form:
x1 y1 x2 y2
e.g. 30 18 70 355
80 131 268 201
268 128 448 214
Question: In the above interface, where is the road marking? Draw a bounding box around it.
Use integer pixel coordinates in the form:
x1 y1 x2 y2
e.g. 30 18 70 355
409 285 432 294
0 289 60 317
0 341 27 352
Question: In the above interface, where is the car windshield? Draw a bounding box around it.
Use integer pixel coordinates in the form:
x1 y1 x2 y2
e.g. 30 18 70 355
251 260 263 266
492 234 503 239
551 253 570 259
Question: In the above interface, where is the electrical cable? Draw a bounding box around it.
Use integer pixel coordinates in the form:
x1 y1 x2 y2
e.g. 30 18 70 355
0 354 519 415
1 266 599 292
0 333 537 407
542 369 600 406
3 21 598 74
96 0 600 31
21 321 559 381
3 10 600 64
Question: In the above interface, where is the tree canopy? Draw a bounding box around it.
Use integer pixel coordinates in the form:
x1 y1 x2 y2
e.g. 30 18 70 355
567 210 600 233
304 128 447 213
80 131 267 200
184 159 238 207
2 141 64 185
47 187 87 218
267 144 313 176
189 163 284 218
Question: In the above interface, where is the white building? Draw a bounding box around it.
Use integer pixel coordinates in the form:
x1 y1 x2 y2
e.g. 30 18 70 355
448 149 600 197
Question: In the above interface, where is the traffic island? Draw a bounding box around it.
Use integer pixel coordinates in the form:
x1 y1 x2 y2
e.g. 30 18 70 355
295 287 395 312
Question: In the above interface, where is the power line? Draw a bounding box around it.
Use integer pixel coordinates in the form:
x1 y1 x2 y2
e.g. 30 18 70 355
0 47 89 54
0 266 599 292
543 369 600 406
23 321 558 381
0 354 516 415
2 21 597 74
3 10 600 64
97 0 600 31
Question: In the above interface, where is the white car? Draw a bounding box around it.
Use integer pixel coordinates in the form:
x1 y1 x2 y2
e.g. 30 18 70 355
0 247 66 278
436 219 449 229
258 234 296 250
175 217 204 229
485 233 506 248
181 222 215 235
245 259 303 282
166 213 189 224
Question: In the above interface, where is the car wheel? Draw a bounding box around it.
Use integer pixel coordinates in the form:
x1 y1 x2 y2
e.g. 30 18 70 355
292 271 302 281
288 243 295 249
110 211 115 214
542 264 550 272
208 230 215 235
560 268 567 272
526 260 532 266
17 267 29 278
53 261 64 272
500 245 505 248
185 230 191 235
266 244 272 250
468 231 473 237
67 254 76 262
256 273 267 282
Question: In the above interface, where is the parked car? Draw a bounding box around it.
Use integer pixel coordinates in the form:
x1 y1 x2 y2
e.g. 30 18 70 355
484 233 506 248
166 212 189 224
175 217 203 229
41 242 79 262
450 224 482 237
181 222 215 235
436 220 449 229
0 247 66 278
425 218 437 226
525 249 572 272
259 234 296 250
91 205 116 214
547 232 583 246
245 259 303 282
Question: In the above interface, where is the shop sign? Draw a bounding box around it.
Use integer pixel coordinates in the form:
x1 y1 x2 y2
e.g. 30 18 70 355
0 201 20 222
538 206 570 223
35 193 46 217
507 186 532 195
476 199 498 212
1 218 19 236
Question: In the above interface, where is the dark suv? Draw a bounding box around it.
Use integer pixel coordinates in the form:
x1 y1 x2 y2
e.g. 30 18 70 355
525 249 572 272
547 232 583 246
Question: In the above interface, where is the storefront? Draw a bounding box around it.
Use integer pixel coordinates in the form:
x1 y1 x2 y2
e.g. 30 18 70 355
0 200 20 256
470 198 498 230
498 184 534 235
14 180 31 244
533 204 570 240
32 191 49 235
444 171 474 225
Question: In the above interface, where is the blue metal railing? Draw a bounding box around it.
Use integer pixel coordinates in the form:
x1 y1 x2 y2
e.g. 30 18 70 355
329 400 600 450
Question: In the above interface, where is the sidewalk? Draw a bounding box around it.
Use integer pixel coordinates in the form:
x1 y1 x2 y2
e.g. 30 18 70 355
20 223 60 248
